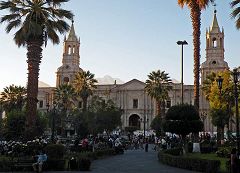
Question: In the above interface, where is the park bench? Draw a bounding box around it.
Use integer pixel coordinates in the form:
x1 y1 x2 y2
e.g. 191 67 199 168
11 158 34 172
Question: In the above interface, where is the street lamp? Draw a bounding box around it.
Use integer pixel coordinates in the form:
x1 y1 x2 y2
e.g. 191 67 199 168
177 40 188 104
233 68 240 154
140 116 149 141
51 101 57 143
216 76 223 95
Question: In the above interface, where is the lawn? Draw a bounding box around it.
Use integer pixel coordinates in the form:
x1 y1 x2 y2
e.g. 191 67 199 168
184 153 229 173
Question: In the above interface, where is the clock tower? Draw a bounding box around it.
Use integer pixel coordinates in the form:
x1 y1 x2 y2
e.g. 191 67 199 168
56 21 82 87
201 10 229 84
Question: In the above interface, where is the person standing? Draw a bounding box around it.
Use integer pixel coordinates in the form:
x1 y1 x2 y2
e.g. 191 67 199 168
145 140 149 152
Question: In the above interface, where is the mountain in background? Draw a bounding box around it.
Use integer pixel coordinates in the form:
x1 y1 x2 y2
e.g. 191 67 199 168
39 81 51 87
96 75 124 85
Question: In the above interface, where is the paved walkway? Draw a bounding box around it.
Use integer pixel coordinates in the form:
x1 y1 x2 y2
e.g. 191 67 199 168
89 145 198 173
9 145 198 173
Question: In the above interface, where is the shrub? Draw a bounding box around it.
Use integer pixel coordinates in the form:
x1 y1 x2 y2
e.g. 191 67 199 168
45 159 65 171
216 147 232 158
44 144 65 159
158 152 220 173
164 148 183 156
78 158 91 171
200 140 213 153
0 157 12 171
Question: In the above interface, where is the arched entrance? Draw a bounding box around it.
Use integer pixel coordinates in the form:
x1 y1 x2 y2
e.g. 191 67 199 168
129 114 141 129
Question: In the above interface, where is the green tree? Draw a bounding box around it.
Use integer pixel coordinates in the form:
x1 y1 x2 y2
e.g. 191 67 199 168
2 110 26 140
210 108 229 143
150 116 162 137
202 72 216 101
206 70 235 142
231 0 240 29
88 96 122 134
145 70 172 117
2 110 48 141
73 70 98 112
163 104 203 140
0 0 73 129
178 0 214 109
54 84 76 113
54 84 76 136
0 85 26 113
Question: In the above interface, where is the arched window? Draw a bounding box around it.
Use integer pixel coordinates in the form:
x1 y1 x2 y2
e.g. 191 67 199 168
73 46 75 54
212 38 217 48
68 46 71 55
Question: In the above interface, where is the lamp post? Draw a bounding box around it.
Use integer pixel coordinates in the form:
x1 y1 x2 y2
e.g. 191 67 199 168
216 75 223 145
51 101 57 143
177 40 188 104
140 116 149 141
216 76 223 95
233 68 240 154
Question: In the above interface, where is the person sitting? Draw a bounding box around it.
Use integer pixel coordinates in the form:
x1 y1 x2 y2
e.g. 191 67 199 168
32 150 47 173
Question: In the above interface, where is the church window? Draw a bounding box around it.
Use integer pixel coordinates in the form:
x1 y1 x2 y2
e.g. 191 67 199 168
133 99 138 108
212 60 216 65
64 77 69 83
68 46 71 55
39 100 43 108
212 37 217 48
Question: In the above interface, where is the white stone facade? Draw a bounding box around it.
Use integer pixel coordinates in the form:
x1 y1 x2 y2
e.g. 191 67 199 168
37 11 233 133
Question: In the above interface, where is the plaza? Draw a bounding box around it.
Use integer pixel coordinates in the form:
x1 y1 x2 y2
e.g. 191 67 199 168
1 1 240 173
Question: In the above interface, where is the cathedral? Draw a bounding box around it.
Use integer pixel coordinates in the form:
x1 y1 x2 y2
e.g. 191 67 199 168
37 10 229 135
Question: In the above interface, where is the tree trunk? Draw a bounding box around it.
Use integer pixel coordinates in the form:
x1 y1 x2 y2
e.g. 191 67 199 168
156 100 161 117
26 39 43 133
161 100 166 118
217 126 221 145
82 97 88 112
190 1 201 110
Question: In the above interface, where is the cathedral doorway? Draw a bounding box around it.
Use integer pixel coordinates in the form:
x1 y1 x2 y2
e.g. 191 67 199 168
129 114 141 129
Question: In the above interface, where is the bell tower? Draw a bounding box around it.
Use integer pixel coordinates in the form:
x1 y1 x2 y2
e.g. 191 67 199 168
201 10 229 84
56 21 82 87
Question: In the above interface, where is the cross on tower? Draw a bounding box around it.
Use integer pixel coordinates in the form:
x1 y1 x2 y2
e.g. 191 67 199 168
213 2 217 13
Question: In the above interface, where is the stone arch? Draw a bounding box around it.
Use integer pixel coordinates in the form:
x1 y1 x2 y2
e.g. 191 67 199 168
129 114 141 129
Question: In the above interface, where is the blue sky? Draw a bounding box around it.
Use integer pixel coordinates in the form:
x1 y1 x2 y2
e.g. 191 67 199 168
0 0 239 91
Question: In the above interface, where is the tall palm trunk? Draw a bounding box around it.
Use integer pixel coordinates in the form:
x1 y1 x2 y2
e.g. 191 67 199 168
26 39 43 129
190 1 201 110
82 97 88 112
156 100 161 116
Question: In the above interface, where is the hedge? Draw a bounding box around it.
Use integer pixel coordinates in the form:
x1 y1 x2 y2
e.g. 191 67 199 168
0 148 116 172
158 152 220 173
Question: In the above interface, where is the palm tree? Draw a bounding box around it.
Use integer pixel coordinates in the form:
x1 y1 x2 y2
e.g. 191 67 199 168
231 0 240 29
145 70 172 117
0 85 26 113
73 70 98 112
178 0 214 110
54 84 76 136
0 0 73 129
54 84 76 113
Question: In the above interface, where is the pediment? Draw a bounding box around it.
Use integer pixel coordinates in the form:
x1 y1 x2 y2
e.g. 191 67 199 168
115 79 146 91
